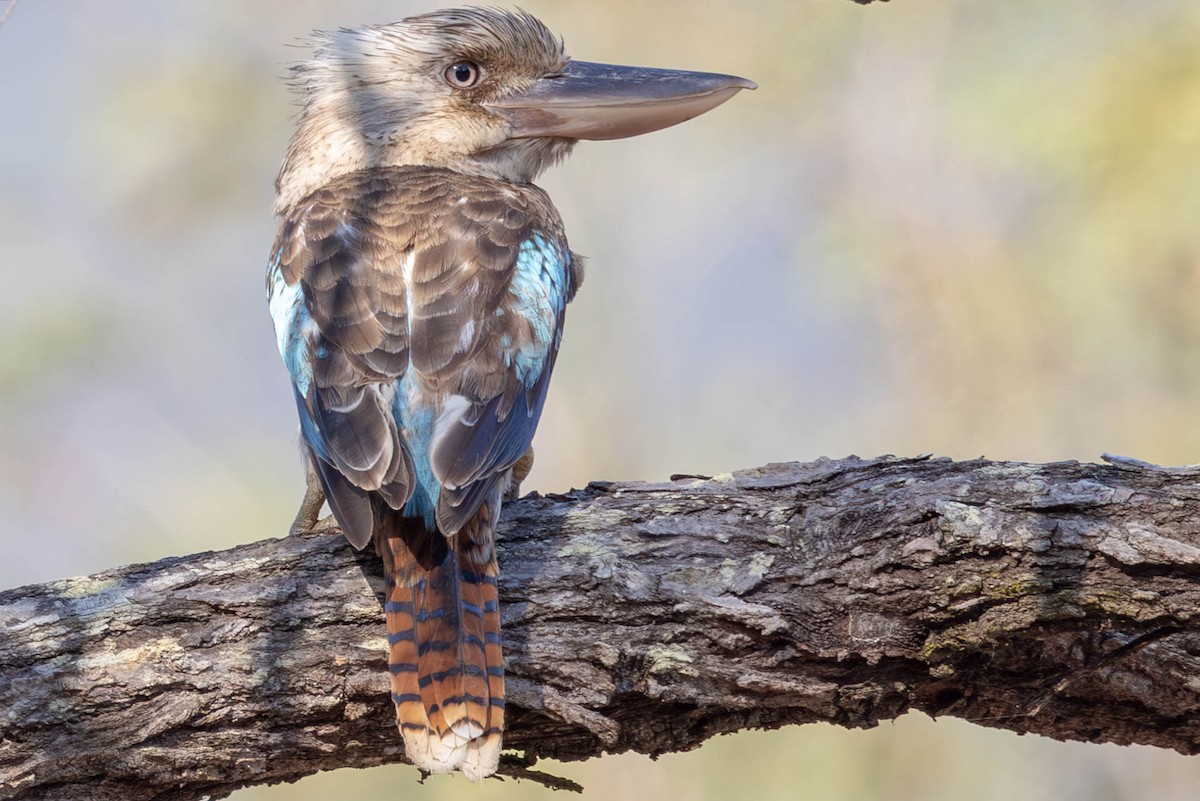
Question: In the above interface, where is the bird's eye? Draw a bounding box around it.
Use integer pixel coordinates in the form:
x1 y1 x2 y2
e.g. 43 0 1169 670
444 61 481 88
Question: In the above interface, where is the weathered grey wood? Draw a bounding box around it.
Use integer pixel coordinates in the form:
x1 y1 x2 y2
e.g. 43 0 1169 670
3 455 1200 800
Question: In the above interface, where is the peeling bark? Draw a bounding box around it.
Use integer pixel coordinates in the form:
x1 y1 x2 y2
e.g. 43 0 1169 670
3 455 1200 800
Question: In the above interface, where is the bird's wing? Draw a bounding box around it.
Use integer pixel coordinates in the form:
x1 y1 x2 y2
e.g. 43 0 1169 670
268 175 417 547
397 173 577 535
429 231 573 534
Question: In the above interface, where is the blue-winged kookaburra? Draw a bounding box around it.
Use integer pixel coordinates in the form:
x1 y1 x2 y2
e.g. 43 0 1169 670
267 7 752 779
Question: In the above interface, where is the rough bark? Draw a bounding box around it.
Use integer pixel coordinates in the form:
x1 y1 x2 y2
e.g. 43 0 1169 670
3 455 1200 800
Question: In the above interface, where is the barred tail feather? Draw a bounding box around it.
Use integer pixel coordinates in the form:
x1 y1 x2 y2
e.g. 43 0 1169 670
377 510 503 779
460 558 503 781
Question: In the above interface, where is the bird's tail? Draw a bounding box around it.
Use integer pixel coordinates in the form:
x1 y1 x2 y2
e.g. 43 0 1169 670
375 505 504 780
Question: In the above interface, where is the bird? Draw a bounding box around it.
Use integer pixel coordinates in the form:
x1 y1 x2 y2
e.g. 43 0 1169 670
267 7 753 780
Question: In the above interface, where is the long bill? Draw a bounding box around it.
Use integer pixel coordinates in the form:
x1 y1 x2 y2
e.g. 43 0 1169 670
485 60 756 141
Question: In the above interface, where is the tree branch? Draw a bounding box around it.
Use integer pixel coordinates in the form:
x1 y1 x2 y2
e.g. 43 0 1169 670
4 455 1200 800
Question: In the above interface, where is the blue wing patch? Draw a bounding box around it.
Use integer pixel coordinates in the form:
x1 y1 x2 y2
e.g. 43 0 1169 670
505 232 570 383
267 253 315 397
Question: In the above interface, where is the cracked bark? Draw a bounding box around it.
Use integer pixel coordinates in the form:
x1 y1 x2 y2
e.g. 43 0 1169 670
3 455 1200 801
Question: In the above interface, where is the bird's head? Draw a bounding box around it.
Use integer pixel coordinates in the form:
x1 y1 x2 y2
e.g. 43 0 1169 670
275 7 754 212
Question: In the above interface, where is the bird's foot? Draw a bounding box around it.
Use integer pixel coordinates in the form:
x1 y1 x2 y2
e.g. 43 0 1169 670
505 447 535 501
292 513 340 537
289 455 330 536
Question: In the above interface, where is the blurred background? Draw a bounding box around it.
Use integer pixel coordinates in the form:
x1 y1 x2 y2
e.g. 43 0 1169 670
3 0 1200 798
